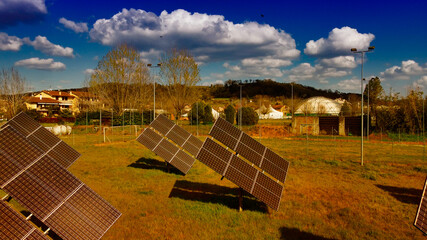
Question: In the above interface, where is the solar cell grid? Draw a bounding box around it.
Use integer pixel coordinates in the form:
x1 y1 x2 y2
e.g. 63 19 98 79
170 150 194 174
153 139 179 163
415 176 427 234
136 128 163 150
0 152 21 187
29 126 61 151
44 185 121 240
8 112 40 135
166 125 191 146
150 114 175 135
47 141 81 169
225 156 257 193
0 126 43 170
235 141 263 166
196 138 230 174
0 201 34 240
252 173 283 211
25 230 49 240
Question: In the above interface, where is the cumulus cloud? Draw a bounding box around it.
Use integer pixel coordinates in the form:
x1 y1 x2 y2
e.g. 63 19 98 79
222 61 284 80
90 8 299 63
412 76 427 89
0 32 23 51
381 60 427 80
14 57 66 71
0 0 47 28
23 36 74 57
59 17 88 33
304 27 375 58
285 62 351 83
200 80 224 86
335 78 361 91
319 56 357 69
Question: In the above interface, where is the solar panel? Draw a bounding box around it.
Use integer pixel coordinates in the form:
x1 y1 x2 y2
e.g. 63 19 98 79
150 114 203 156
0 124 121 240
415 176 427 234
137 128 195 174
4 112 80 168
210 117 289 183
0 201 49 240
196 138 284 211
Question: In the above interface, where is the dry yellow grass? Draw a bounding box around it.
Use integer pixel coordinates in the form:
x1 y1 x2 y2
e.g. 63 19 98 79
1 132 426 239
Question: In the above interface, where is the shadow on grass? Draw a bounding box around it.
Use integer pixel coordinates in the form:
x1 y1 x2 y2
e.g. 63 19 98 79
169 180 268 213
376 184 422 204
21 210 62 240
279 227 336 240
128 157 184 176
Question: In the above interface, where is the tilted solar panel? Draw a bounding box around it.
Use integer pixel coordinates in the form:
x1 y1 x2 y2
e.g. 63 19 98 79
415 176 427 234
150 114 203 157
210 117 289 183
196 138 284 211
137 128 195 174
0 124 121 240
4 112 80 168
0 201 49 240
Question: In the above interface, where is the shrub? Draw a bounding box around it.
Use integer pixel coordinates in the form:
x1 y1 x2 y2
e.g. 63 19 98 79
203 104 214 124
188 102 214 125
236 107 259 126
224 104 235 124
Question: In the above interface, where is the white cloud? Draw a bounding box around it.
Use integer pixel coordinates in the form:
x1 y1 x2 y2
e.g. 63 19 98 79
89 8 299 63
0 32 23 51
319 56 357 69
200 80 224 86
285 62 352 83
59 17 88 33
304 27 375 58
335 78 361 91
84 69 95 75
412 76 427 89
14 57 66 71
23 36 74 58
0 0 47 28
381 60 427 80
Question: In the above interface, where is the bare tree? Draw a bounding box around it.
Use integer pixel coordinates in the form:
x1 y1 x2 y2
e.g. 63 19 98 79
88 44 150 114
0 68 26 119
159 49 201 117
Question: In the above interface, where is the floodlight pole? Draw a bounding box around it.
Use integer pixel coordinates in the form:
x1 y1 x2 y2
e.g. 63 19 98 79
240 84 242 130
351 46 375 166
291 82 294 119
147 63 162 120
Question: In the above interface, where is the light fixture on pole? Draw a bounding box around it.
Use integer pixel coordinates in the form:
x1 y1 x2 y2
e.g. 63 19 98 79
147 63 162 120
351 46 375 166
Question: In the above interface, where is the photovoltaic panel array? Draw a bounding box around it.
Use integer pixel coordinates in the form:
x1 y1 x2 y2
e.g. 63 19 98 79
136 114 202 174
210 117 289 183
150 114 203 156
0 123 121 240
0 201 48 240
137 128 195 174
3 112 80 168
414 176 427 234
197 138 284 211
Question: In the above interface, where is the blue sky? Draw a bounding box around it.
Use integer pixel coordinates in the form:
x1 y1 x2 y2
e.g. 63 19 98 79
1 0 426 95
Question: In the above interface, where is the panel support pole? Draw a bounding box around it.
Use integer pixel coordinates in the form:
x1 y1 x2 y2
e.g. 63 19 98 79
238 187 243 212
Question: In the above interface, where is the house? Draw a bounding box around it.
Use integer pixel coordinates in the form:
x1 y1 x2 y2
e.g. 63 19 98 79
25 95 62 116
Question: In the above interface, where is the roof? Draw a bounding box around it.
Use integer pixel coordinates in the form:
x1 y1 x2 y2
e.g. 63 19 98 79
70 91 96 98
295 96 343 116
42 90 74 98
26 97 61 104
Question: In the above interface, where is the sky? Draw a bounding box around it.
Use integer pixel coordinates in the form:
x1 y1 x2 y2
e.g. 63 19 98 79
0 0 426 96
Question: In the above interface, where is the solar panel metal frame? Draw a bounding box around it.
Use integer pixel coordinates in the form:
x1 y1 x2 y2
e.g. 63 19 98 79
0 200 49 240
415 176 427 234
0 124 121 240
210 117 289 183
196 138 283 211
3 112 80 168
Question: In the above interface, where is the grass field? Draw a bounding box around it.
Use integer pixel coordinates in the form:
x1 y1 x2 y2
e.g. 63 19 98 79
1 129 427 239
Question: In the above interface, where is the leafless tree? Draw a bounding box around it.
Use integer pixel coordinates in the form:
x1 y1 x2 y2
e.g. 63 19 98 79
159 49 201 117
88 44 151 114
0 68 26 119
